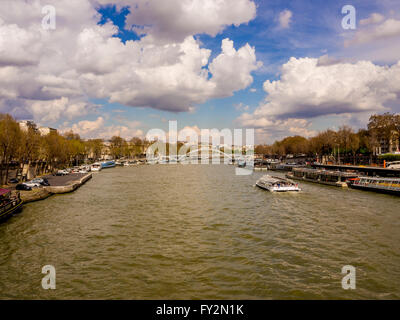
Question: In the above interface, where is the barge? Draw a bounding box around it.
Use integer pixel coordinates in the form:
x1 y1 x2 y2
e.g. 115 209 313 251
347 176 400 196
0 189 23 222
286 168 358 187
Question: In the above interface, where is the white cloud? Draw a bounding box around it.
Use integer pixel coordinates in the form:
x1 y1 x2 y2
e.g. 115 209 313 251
345 17 400 47
0 0 259 123
359 13 385 26
62 116 143 139
278 9 292 29
27 97 98 123
237 57 400 142
316 54 342 66
94 0 257 42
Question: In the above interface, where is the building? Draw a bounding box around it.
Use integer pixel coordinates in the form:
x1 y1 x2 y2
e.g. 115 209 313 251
38 127 57 136
101 141 113 160
18 120 36 132
378 130 400 154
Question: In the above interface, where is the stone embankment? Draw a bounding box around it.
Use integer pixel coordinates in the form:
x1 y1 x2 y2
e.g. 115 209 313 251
20 173 92 203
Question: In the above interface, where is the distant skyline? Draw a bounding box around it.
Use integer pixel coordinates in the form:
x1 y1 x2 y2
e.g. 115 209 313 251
0 0 399 143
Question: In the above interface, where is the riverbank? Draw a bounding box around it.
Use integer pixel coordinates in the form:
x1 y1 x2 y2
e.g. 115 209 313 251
19 173 92 203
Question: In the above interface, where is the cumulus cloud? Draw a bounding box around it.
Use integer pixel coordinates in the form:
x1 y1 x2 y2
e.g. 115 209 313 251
278 9 292 29
345 17 400 47
316 55 343 67
237 57 400 142
62 116 143 139
239 114 316 142
253 57 399 119
94 0 257 42
359 13 385 26
0 0 259 123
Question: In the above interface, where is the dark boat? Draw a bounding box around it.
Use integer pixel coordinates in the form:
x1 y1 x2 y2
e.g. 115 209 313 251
348 177 400 196
287 168 358 187
0 189 23 222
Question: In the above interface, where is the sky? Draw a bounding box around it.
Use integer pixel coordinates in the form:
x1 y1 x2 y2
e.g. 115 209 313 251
0 0 400 143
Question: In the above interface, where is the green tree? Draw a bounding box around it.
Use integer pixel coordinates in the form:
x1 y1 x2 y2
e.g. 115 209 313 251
0 114 22 184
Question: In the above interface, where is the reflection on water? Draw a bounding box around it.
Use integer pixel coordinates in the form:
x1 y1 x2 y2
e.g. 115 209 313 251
0 165 399 299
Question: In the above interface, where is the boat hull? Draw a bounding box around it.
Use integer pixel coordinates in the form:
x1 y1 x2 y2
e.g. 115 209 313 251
349 184 400 196
0 200 23 222
256 182 300 193
286 173 348 187
101 161 116 169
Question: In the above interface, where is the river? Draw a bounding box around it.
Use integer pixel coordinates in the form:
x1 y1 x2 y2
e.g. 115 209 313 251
0 164 399 299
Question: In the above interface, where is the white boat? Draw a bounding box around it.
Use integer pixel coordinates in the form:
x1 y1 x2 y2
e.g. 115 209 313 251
348 176 400 196
91 163 102 172
256 175 301 192
386 161 400 169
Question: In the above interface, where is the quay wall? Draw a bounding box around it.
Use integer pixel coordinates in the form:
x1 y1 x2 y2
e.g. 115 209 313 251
45 173 92 194
20 173 92 203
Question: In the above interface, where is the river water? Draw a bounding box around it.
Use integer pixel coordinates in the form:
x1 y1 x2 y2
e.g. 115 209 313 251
0 165 399 299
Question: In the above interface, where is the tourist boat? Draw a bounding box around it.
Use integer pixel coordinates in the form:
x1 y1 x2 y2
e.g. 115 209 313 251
386 161 400 169
287 168 358 187
91 162 102 172
256 175 301 192
347 176 400 196
101 160 116 169
0 189 23 221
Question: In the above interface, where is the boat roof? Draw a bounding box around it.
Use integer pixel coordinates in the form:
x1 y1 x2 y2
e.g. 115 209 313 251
259 175 293 184
0 188 10 196
293 168 358 177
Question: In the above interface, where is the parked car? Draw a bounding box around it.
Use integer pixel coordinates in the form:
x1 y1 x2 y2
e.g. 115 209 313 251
31 178 50 186
23 181 41 188
16 184 32 191
55 170 69 176
8 178 19 184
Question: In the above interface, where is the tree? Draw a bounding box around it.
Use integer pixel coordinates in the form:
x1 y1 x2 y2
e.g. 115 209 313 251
17 125 41 180
110 136 126 159
43 131 69 173
0 114 22 184
63 131 85 166
86 139 104 160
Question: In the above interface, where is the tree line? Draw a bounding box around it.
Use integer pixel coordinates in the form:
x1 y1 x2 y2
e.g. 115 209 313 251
255 113 400 163
0 114 148 185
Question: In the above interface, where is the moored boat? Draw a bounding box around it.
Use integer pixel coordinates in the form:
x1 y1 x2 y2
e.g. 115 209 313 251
0 189 23 222
101 160 116 169
348 176 400 196
287 168 358 187
91 162 102 172
256 175 301 192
